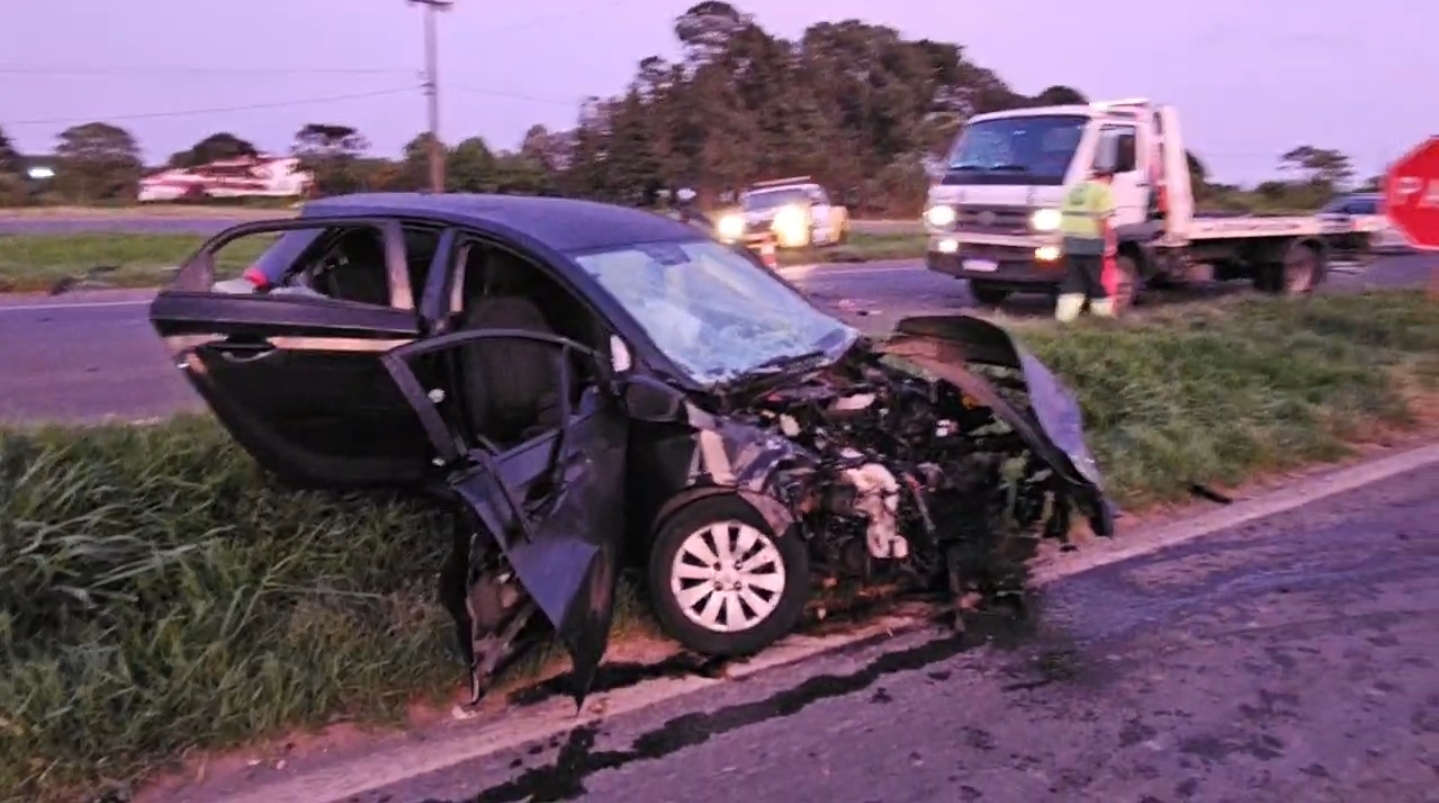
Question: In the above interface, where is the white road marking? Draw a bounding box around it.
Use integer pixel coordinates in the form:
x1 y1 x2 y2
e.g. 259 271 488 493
0 298 152 313
204 440 1439 803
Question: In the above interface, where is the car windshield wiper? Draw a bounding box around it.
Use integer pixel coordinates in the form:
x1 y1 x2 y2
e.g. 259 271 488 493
948 164 982 171
988 164 1030 172
744 349 827 376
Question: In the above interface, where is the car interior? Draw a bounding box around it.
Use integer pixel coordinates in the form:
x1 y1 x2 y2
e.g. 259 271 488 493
290 224 439 307
441 240 608 452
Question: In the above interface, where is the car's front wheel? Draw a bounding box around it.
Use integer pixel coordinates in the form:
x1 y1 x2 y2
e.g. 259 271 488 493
648 496 810 656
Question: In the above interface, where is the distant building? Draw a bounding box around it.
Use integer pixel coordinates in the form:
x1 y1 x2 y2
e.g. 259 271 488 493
137 154 313 202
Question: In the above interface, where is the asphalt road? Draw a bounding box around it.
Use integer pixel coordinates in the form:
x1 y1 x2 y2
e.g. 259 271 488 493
322 461 1439 803
0 254 1432 426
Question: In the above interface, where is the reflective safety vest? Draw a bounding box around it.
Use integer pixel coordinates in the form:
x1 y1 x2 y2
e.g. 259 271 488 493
1060 179 1114 255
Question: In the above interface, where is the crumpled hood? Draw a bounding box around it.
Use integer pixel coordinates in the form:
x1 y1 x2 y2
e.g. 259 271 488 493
880 313 1114 536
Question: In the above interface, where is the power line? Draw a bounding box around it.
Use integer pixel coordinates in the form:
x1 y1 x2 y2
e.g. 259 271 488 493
450 85 575 106
0 0 643 78
0 65 415 77
7 88 417 127
3 85 577 132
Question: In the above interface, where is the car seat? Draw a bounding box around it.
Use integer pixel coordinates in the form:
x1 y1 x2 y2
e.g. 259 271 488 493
458 249 565 447
326 229 392 306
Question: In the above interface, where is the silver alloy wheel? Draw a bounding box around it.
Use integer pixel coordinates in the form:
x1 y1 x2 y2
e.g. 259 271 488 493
669 520 787 633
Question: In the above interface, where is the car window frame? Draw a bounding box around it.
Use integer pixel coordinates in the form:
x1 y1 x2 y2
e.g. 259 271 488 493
175 216 418 311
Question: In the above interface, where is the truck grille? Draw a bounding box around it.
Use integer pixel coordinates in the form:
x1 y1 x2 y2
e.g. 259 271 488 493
955 205 1030 236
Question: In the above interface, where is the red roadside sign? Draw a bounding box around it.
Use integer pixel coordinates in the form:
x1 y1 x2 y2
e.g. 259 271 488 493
1384 136 1439 251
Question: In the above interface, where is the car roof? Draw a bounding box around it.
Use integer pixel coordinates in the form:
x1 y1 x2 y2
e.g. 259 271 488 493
300 192 702 252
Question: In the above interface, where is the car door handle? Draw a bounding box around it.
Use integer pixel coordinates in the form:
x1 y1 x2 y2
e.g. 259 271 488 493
213 340 276 363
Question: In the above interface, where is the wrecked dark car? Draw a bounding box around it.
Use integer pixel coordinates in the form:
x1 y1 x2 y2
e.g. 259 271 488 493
148 192 1114 705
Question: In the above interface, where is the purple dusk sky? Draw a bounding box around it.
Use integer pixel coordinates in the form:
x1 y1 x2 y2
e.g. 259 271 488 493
1 0 1429 184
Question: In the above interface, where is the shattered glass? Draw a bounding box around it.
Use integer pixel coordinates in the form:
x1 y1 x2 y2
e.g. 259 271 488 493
575 241 857 384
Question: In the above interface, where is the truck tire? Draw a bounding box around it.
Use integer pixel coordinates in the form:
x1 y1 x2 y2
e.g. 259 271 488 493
1254 241 1324 296
1109 254 1140 314
968 280 1011 306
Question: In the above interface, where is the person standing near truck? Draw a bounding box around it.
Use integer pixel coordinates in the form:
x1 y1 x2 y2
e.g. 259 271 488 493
1056 166 1118 322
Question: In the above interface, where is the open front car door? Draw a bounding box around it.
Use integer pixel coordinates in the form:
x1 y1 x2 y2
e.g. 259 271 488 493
380 329 630 707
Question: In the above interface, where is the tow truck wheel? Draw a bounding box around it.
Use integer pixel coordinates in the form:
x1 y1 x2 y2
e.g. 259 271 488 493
1254 241 1323 296
968 281 1011 306
1109 254 1140 314
648 496 810 657
1279 241 1322 296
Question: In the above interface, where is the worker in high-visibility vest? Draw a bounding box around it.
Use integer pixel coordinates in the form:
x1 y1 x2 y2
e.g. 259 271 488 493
1056 166 1117 322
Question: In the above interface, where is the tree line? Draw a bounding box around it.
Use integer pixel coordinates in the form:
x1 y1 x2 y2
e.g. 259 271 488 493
0 2 1370 215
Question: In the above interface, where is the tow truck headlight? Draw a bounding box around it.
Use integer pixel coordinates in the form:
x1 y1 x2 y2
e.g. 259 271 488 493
773 206 808 247
1030 208 1062 231
924 205 956 228
716 213 744 241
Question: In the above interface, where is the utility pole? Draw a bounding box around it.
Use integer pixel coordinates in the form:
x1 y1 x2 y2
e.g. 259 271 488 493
409 0 452 193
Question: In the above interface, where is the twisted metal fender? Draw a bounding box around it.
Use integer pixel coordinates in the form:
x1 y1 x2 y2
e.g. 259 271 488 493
881 314 1116 536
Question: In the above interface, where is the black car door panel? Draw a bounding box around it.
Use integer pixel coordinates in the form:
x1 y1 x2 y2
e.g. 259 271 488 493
381 330 629 701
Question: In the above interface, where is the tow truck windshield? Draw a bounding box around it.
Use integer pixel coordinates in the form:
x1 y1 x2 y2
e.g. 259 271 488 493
944 114 1088 186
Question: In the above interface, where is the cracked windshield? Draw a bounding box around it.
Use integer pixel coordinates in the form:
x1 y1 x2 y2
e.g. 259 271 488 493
576 240 856 384
946 113 1087 182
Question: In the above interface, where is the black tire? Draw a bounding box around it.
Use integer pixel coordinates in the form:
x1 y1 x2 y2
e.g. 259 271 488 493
1254 241 1324 296
1109 254 1140 314
648 495 810 657
836 219 850 245
968 280 1011 306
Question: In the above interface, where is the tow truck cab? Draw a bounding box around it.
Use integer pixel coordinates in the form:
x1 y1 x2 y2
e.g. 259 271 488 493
923 98 1373 306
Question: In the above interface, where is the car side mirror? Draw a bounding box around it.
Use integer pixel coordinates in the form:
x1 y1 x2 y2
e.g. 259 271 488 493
622 375 686 423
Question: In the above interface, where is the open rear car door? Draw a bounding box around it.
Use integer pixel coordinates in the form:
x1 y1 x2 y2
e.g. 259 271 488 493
149 217 436 488
381 329 631 704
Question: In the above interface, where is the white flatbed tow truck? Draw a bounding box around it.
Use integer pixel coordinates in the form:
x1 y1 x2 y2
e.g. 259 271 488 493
921 98 1385 308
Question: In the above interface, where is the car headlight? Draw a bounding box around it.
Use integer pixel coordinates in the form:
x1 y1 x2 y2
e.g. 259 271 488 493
772 206 808 244
716 213 744 241
1030 208 1061 231
924 205 956 228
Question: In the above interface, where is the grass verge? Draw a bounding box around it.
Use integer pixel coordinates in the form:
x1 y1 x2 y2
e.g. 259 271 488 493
777 232 927 267
2 290 1435 802
0 233 272 293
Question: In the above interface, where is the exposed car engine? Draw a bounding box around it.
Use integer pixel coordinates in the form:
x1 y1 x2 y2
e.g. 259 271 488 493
727 350 1077 608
